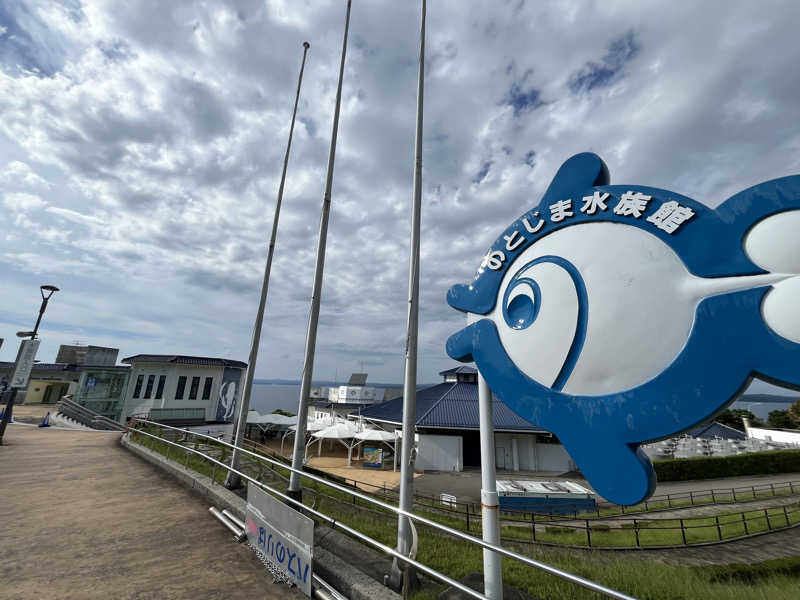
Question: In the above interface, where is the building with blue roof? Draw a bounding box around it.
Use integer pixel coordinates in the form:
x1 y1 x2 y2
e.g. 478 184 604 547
358 367 576 473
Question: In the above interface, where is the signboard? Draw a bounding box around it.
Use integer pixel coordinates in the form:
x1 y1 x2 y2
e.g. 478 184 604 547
245 482 313 595
215 367 242 422
363 446 383 468
11 339 40 388
446 152 800 506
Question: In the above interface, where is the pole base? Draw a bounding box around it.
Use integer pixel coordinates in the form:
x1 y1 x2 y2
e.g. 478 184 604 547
223 472 242 490
285 487 303 507
387 560 419 594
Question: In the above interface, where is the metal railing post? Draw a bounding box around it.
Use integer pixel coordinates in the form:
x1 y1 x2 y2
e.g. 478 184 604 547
633 520 639 547
585 520 591 548
731 487 736 502
680 519 686 545
765 509 771 530
715 516 722 541
531 513 535 541
741 513 749 535
783 505 790 527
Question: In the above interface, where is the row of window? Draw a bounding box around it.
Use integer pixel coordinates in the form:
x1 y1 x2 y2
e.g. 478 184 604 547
132 374 214 401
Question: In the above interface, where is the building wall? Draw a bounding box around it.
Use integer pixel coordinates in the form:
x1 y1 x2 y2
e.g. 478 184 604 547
747 426 800 446
416 434 463 471
122 363 226 422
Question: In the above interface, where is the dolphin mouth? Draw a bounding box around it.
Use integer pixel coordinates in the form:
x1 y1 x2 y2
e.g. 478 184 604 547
446 321 481 362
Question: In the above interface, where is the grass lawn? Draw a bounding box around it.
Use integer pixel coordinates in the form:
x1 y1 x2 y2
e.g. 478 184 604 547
129 429 800 599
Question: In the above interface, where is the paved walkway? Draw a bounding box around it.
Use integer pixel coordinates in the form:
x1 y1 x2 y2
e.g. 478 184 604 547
1 425 301 600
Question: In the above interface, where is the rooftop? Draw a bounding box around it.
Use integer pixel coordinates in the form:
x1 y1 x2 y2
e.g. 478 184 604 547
359 381 546 433
121 355 247 369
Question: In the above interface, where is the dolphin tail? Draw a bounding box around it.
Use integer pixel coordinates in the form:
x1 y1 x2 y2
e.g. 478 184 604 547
716 175 800 388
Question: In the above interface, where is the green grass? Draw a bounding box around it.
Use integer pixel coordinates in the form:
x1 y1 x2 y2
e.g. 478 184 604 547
129 430 800 599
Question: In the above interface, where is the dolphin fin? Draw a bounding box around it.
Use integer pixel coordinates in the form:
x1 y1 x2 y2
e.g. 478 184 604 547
556 432 656 506
542 153 609 205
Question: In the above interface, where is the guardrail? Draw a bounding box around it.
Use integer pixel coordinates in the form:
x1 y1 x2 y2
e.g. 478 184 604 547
127 418 636 600
57 397 126 431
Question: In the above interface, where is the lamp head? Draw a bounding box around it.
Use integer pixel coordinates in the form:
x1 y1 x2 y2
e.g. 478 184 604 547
16 331 35 338
40 285 59 299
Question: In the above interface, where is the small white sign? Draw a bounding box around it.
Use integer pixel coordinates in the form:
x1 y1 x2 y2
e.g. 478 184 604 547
245 483 314 595
11 339 40 388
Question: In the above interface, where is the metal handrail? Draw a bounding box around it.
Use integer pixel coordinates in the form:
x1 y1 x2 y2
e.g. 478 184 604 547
129 418 636 600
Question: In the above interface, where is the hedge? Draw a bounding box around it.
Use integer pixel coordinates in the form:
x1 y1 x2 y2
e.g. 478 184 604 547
654 449 800 482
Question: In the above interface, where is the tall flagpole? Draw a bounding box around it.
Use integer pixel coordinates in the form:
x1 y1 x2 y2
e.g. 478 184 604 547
225 41 311 489
287 0 352 502
389 0 425 591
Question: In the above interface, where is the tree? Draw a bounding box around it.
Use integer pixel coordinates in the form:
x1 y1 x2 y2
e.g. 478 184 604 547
767 409 793 429
788 400 800 428
715 409 763 431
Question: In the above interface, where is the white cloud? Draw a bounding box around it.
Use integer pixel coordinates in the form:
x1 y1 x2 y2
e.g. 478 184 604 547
3 191 47 211
0 0 799 390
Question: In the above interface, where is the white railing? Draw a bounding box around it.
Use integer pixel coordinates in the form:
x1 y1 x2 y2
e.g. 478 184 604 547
128 418 636 600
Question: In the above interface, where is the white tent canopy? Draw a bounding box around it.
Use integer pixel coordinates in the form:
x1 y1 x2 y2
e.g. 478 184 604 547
290 419 329 433
312 422 360 439
354 428 395 442
247 411 298 426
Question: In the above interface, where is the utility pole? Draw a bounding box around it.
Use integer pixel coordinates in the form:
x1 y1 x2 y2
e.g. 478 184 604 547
286 0 352 504
0 285 59 446
388 0 426 591
225 41 311 489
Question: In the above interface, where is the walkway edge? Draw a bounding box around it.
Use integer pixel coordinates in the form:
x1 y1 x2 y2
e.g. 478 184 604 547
121 434 400 600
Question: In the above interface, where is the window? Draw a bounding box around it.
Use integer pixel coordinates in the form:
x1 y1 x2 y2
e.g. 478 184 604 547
175 376 187 400
132 375 144 399
155 376 166 400
189 376 200 400
144 375 155 399
202 377 213 400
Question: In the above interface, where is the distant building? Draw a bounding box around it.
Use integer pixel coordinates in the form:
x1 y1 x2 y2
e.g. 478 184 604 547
327 372 377 404
120 355 247 424
312 372 383 422
0 361 130 421
56 344 119 366
358 366 574 473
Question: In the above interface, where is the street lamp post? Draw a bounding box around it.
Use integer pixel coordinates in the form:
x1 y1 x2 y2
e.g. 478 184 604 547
0 285 59 445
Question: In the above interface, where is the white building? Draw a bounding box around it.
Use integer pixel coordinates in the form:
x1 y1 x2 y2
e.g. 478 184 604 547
120 354 247 424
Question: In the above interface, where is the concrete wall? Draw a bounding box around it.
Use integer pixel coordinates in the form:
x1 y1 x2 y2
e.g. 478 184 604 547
416 434 463 471
535 443 575 472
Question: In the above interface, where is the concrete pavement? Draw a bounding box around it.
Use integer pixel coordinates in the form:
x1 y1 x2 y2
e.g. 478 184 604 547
1 424 303 600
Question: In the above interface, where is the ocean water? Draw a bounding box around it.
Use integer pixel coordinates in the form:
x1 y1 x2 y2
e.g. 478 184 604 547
248 382 794 423
730 399 796 421
249 383 305 415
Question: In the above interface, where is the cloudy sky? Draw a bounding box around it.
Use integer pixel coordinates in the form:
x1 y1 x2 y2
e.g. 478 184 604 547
2 1 800 390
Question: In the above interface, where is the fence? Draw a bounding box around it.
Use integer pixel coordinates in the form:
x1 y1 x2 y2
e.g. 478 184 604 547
128 418 636 600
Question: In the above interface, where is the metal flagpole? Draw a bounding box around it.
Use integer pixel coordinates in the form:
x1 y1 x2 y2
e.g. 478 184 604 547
389 0 425 591
225 41 311 489
287 0 352 503
477 371 503 599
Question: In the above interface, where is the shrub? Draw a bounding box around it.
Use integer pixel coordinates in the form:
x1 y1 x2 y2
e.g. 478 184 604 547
654 449 800 482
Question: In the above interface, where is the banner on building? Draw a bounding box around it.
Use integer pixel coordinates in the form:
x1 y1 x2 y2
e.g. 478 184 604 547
215 367 241 422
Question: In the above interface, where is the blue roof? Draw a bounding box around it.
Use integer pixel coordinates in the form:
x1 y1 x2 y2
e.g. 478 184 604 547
359 382 546 433
687 421 746 440
439 366 477 376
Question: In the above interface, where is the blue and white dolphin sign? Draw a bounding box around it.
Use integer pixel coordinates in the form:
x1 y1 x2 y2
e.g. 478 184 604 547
446 153 800 506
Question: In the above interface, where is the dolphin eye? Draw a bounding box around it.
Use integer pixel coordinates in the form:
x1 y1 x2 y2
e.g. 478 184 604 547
503 276 541 330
